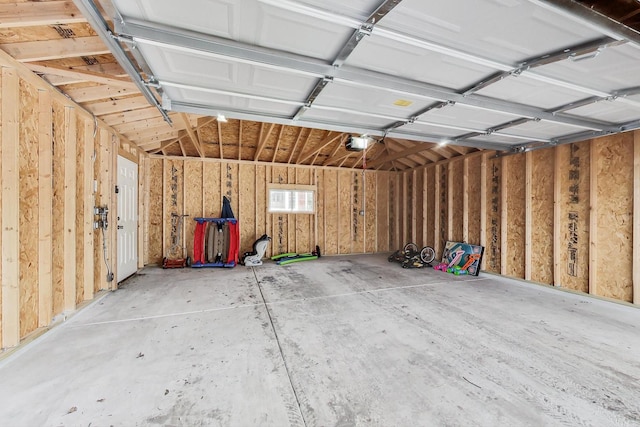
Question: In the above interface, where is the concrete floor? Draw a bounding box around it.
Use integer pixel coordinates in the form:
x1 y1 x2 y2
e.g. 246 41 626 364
1 254 640 426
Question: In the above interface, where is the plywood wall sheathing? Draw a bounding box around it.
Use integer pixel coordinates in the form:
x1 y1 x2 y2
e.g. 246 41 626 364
555 142 590 293
425 166 436 249
184 160 203 261
238 164 256 254
82 120 95 300
63 107 77 309
18 77 39 338
466 156 482 246
634 132 640 305
376 172 390 252
37 89 53 328
2 67 20 348
51 101 66 315
591 135 634 302
502 155 526 278
529 149 554 285
449 160 464 243
147 159 163 264
485 156 502 273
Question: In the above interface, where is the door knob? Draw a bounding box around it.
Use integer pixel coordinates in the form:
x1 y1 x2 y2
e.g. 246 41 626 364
117 225 124 229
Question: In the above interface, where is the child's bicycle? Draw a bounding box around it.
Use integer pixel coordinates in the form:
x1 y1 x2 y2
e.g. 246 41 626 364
388 243 436 268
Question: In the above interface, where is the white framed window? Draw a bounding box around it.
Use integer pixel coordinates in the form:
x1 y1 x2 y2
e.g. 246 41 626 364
268 184 315 214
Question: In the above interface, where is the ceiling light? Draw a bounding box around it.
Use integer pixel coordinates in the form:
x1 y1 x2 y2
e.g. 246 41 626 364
217 113 227 123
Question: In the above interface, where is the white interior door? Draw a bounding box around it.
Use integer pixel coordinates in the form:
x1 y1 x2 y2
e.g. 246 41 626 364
117 156 138 282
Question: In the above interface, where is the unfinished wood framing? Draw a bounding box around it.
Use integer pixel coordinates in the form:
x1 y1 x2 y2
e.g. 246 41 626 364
0 53 122 349
2 66 20 348
591 135 634 302
37 89 53 327
63 107 77 311
635 132 640 304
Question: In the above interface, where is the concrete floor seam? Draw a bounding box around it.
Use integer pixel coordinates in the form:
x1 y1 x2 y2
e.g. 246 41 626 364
253 267 308 427
66 277 492 328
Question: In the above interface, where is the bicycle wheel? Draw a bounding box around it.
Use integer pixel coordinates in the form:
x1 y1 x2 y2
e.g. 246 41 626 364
403 242 418 254
420 246 436 264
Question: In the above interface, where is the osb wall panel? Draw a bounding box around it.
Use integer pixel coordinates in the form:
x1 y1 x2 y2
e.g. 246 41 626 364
295 168 313 254
352 170 366 253
183 161 203 261
503 155 526 278
271 165 290 254
146 158 397 262
255 165 268 256
403 172 411 245
467 156 482 246
18 79 38 338
530 148 554 285
425 167 436 248
75 116 86 306
148 158 163 264
593 135 634 302
203 162 221 217
51 101 65 315
323 170 339 255
376 172 390 253
163 159 184 259
413 170 425 248
238 164 256 255
338 170 352 254
437 164 448 256
450 160 464 243
0 55 120 348
556 141 590 293
365 171 377 253
388 173 400 250
485 156 502 273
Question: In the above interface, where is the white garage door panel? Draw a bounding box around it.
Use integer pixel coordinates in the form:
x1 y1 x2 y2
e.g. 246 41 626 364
109 0 640 151
380 0 602 64
346 36 496 90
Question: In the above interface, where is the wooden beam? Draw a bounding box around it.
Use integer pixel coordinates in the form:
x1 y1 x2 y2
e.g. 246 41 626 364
1 36 109 62
254 122 275 161
179 113 203 157
634 131 640 304
63 107 77 311
101 107 163 127
2 67 20 347
178 139 186 157
38 89 53 327
150 138 179 155
136 132 181 147
322 136 345 166
367 139 437 168
297 131 342 164
26 62 136 89
288 128 306 164
0 1 85 28
113 115 176 135
86 96 151 116
271 126 286 162
64 84 139 103
127 126 180 144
